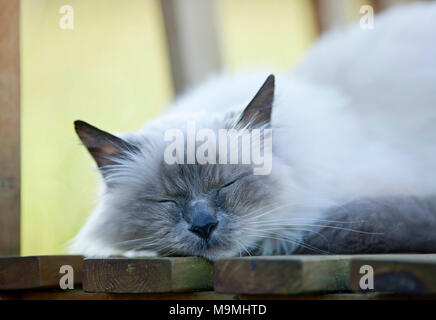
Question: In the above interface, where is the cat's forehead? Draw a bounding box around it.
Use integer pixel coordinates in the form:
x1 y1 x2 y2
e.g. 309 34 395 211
158 162 251 196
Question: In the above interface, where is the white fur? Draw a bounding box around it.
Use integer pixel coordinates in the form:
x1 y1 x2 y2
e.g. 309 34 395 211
70 2 436 257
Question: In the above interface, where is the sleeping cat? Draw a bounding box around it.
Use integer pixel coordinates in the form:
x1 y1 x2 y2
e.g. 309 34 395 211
70 2 436 260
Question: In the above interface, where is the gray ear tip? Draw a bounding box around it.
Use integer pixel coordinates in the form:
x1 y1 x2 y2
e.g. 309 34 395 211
267 74 275 83
74 120 86 128
74 120 94 136
74 120 92 131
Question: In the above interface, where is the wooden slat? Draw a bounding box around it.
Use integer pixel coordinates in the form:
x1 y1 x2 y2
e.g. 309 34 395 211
4 289 436 300
3 254 436 298
214 255 350 295
12 289 234 300
83 257 214 293
0 255 83 290
350 254 436 294
0 0 20 256
312 0 347 33
374 0 408 13
160 0 222 94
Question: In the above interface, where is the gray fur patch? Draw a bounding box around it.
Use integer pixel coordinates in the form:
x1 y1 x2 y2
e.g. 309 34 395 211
297 196 436 254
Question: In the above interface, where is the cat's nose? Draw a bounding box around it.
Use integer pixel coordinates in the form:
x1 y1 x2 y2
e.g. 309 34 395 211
187 200 218 240
189 215 218 240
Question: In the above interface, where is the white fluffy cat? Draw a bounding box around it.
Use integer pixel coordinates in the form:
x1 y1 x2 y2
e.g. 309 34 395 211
70 2 436 259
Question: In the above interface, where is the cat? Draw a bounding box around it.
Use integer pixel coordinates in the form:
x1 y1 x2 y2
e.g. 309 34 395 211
70 2 436 260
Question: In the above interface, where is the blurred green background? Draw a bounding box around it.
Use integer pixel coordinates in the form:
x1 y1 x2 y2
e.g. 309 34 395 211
21 0 322 255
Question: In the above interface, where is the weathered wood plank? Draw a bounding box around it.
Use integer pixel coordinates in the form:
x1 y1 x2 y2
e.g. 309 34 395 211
214 255 350 295
14 289 234 300
4 288 436 300
0 0 20 256
350 254 436 294
160 0 222 94
83 257 214 293
311 0 347 33
0 255 83 290
237 292 436 300
374 0 408 13
5 289 436 300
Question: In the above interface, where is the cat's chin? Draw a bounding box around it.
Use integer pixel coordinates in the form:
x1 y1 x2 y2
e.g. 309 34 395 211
196 247 242 261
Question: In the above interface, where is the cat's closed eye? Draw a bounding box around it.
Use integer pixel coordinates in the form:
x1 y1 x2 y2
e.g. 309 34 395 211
215 179 238 207
220 179 238 189
157 199 182 218
218 173 251 190
157 199 178 206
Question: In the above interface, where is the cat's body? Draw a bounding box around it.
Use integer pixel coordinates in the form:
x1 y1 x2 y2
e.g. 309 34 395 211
70 2 436 259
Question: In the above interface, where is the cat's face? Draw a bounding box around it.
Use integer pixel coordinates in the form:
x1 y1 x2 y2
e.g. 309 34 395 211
120 162 276 260
74 75 279 260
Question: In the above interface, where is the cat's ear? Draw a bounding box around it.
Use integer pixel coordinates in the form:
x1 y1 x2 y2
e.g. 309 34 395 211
237 74 274 129
74 120 138 168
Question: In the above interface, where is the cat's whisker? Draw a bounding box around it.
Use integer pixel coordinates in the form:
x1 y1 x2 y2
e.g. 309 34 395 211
264 232 327 254
111 236 159 247
243 226 328 241
137 240 177 253
240 203 289 220
233 239 243 257
241 204 292 221
242 230 329 254
248 226 331 251
243 221 383 235
160 246 181 257
246 217 368 225
247 233 327 254
278 227 331 247
235 238 252 256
